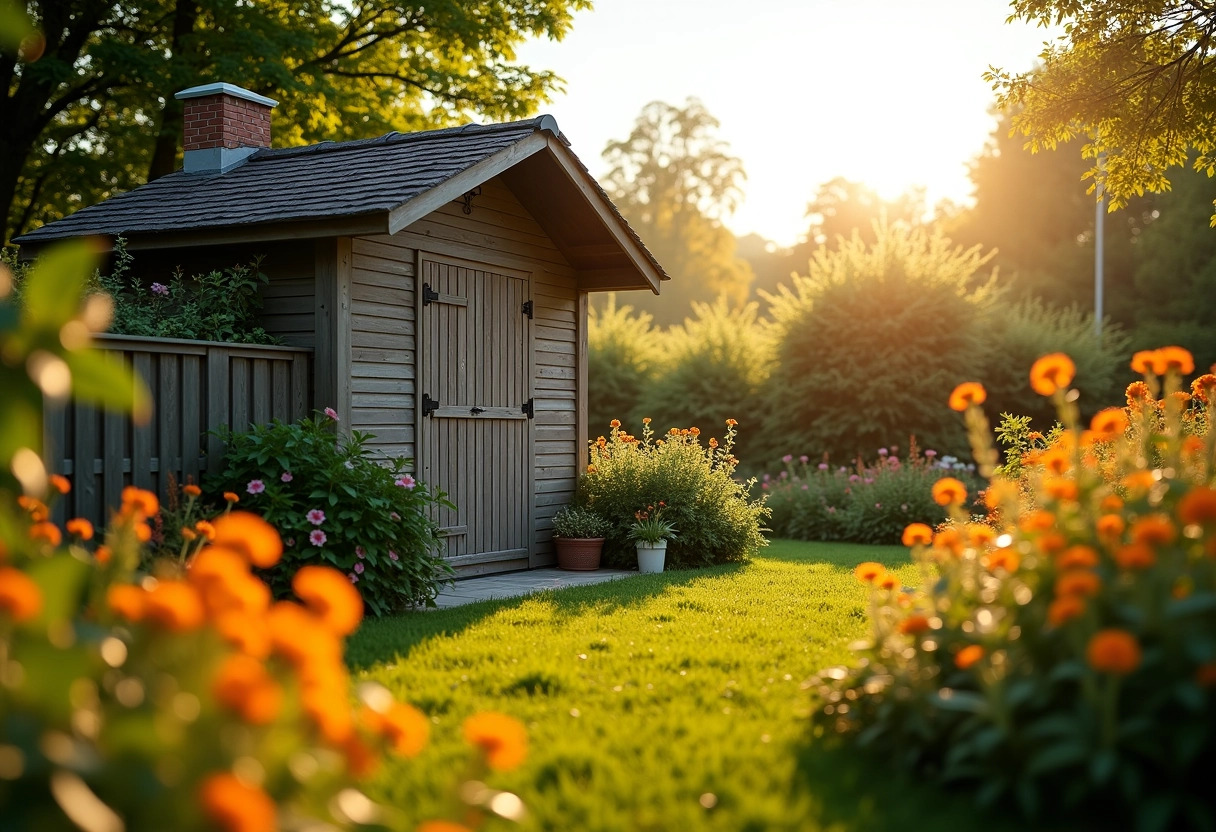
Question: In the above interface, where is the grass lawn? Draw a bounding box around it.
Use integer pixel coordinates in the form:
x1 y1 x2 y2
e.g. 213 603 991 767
348 540 1021 832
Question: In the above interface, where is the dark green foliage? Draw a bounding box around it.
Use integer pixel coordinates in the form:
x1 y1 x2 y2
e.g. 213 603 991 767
765 448 968 544
97 238 276 344
210 413 452 615
587 296 656 435
758 224 997 466
978 299 1132 430
633 297 771 467
577 422 769 569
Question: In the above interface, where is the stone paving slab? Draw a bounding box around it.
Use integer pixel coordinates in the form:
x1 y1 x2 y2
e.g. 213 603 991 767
430 568 636 609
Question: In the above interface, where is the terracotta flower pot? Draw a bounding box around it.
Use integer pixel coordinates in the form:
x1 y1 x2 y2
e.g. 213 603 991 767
554 537 605 571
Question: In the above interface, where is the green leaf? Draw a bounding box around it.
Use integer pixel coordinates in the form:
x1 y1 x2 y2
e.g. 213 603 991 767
1136 794 1176 832
1024 740 1088 777
1165 595 1216 618
22 240 95 328
929 689 988 714
63 348 150 420
1088 749 1116 785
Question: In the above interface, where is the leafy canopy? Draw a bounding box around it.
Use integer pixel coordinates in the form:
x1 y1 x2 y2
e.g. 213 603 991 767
986 0 1216 220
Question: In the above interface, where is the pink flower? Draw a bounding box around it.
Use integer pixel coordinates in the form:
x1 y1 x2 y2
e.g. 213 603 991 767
827 506 836 513
801 485 809 491
389 550 399 561
354 561 364 574
849 475 860 483
875 503 882 509
800 455 810 464
878 448 889 457
355 546 366 558
782 454 793 463
924 449 938 458
151 282 169 296
349 573 359 584
817 463 829 471
246 479 265 494
285 538 295 547
324 407 339 421
761 483 769 490
389 512 400 521
395 474 416 489
309 529 327 546
306 509 325 526
281 471 293 482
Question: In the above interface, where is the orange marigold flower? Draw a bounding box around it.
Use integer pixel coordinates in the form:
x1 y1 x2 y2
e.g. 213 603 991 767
1037 532 1067 555
878 573 899 591
49 474 71 494
267 602 342 667
642 417 652 424
365 701 430 757
1114 543 1156 570
0 567 43 623
948 382 987 411
341 734 379 778
183 484 202 498
107 584 147 622
194 520 216 541
1130 349 1160 375
708 437 718 449
198 772 277 832
966 524 997 548
898 614 931 635
223 492 240 504
417 822 475 832
853 562 886 583
181 527 198 542
1125 381 1152 407
1099 494 1124 513
1096 514 1125 542
689 427 700 436
210 512 282 568
1130 514 1176 547
1086 629 1142 675
1121 471 1156 493
65 518 93 541
725 418 738 427
1048 595 1086 626
1039 448 1070 476
1089 408 1129 440
901 523 934 547
609 419 621 429
134 522 152 543
121 486 159 517
143 581 206 632
1020 510 1057 533
1030 352 1076 396
931 478 967 507
932 527 963 556
94 545 111 565
1183 435 1205 456
463 712 528 772
1056 545 1099 570
214 611 271 659
1192 374 1216 403
1156 346 1195 375
1178 486 1216 527
1043 477 1079 502
955 644 985 670
293 566 363 636
1056 570 1101 598
29 522 62 546
17 495 48 521
982 550 1020 573
212 654 283 725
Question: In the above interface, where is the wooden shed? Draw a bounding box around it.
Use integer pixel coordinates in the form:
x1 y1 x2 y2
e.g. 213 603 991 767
16 82 667 576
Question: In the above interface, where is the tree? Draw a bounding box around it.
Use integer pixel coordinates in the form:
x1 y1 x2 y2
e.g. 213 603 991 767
601 98 753 326
987 1 1216 218
587 296 657 439
2 0 589 243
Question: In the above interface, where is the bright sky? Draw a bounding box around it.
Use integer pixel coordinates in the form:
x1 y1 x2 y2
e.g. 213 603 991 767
515 0 1059 247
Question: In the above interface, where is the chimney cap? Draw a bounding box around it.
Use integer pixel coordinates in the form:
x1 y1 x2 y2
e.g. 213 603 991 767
174 82 278 108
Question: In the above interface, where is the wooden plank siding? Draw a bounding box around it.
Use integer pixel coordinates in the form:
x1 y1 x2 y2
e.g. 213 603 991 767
43 335 312 528
349 175 581 574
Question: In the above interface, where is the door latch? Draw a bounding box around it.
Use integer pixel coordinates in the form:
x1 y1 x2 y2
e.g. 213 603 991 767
422 393 439 416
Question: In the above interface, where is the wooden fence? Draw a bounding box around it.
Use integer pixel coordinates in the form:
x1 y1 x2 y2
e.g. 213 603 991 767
44 334 313 525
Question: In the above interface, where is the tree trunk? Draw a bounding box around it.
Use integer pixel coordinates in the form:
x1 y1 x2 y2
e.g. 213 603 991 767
147 0 200 181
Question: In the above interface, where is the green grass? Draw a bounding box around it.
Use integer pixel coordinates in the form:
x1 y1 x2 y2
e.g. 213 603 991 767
349 541 1020 831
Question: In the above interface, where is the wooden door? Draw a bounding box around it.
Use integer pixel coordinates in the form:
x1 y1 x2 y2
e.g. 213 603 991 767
419 257 533 573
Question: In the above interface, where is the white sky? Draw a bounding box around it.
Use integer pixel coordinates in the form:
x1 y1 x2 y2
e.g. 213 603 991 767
515 0 1060 247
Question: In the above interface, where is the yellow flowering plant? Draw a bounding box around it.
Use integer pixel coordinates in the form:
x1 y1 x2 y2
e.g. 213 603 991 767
810 348 1216 829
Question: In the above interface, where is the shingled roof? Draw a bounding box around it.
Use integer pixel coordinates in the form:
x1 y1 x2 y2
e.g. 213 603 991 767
14 116 667 289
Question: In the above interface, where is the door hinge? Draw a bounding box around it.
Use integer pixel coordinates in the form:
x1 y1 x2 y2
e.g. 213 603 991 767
422 393 439 417
422 283 439 305
521 299 534 319
522 398 534 419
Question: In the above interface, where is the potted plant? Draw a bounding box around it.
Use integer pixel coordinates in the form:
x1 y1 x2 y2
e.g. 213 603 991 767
628 503 678 573
552 505 611 571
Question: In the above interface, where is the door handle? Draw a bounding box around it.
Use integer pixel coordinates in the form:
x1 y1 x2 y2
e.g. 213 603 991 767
470 406 485 415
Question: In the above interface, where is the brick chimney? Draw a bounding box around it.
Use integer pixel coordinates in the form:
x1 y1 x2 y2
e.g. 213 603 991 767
174 82 278 174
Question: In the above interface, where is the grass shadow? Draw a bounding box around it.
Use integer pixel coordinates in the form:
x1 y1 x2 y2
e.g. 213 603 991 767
346 562 748 672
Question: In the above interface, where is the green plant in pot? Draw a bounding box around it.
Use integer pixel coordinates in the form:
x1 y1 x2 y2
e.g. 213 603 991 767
551 504 611 571
628 502 678 573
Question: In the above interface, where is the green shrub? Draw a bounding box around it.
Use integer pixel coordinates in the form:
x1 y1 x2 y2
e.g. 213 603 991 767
551 505 610 538
759 224 996 465
577 419 769 568
978 298 1131 431
634 296 773 467
810 349 1216 828
209 412 452 613
588 296 657 432
764 445 972 544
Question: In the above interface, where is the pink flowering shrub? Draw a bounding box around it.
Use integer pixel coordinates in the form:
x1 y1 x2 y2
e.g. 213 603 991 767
211 412 452 613
765 442 981 544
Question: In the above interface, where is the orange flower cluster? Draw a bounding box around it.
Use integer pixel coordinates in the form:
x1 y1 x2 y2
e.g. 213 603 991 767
930 477 967 507
0 567 43 623
1029 352 1076 396
1131 346 1194 376
948 382 986 412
